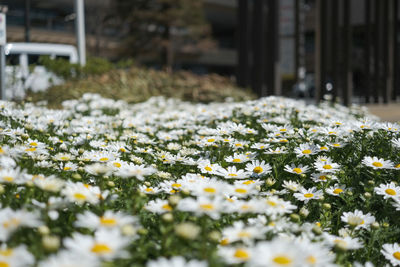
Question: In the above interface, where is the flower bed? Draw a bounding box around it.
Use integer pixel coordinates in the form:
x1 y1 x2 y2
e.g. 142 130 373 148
0 93 399 266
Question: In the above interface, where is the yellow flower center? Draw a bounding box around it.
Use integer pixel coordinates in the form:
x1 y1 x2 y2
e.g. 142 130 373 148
235 188 247 194
307 256 317 264
200 204 214 210
323 164 332 169
99 157 109 162
372 162 383 167
3 176 13 182
385 189 397 195
319 175 327 181
333 188 343 194
74 193 86 200
273 255 292 265
3 218 21 229
395 164 400 169
0 249 13 257
233 158 241 163
241 204 251 210
203 187 216 193
235 143 243 147
320 146 328 150
238 231 251 238
113 162 121 168
220 238 229 246
0 262 9 267
267 200 277 206
280 129 287 132
207 138 215 142
162 204 172 211
302 149 312 154
253 166 263 173
293 168 302 174
333 143 341 147
204 166 212 172
90 243 112 254
25 147 36 152
145 188 153 192
30 142 38 146
100 217 117 226
243 180 255 185
393 251 400 260
234 249 249 260
228 173 238 177
64 167 71 171
304 193 314 198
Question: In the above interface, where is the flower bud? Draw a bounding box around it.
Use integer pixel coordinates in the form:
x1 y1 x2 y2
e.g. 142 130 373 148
364 192 372 199
208 231 221 242
162 213 173 222
121 225 137 236
175 222 200 240
266 178 276 187
72 173 82 180
290 214 301 223
168 195 181 206
38 225 50 235
42 235 60 252
371 222 380 230
322 203 331 210
299 207 309 218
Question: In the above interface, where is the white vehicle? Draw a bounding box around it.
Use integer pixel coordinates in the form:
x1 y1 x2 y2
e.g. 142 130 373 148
4 42 78 99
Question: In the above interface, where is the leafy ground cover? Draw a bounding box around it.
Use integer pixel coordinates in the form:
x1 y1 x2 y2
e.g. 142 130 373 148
0 93 400 266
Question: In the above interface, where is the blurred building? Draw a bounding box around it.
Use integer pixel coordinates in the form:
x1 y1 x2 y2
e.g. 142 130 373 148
3 0 400 103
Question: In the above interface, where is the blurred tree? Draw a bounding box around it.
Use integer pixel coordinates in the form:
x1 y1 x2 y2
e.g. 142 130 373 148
113 0 213 72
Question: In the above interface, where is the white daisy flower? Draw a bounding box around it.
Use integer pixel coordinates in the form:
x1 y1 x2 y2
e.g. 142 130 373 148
284 164 310 175
314 160 340 173
225 153 250 164
74 210 138 231
38 250 99 267
294 143 318 158
326 184 347 196
381 243 400 266
374 182 400 199
0 244 35 267
218 246 252 264
245 160 272 176
362 156 394 170
293 187 323 203
215 166 248 179
249 238 307 267
63 228 130 260
341 210 375 230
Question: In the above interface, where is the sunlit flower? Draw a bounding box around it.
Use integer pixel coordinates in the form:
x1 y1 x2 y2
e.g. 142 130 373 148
293 187 323 203
381 243 400 266
362 156 394 170
64 229 130 260
374 182 400 199
341 210 375 230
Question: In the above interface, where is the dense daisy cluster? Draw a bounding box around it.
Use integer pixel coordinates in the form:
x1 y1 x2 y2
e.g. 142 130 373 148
0 93 400 266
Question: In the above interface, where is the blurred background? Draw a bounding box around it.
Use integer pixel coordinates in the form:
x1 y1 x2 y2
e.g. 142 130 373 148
1 0 400 117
